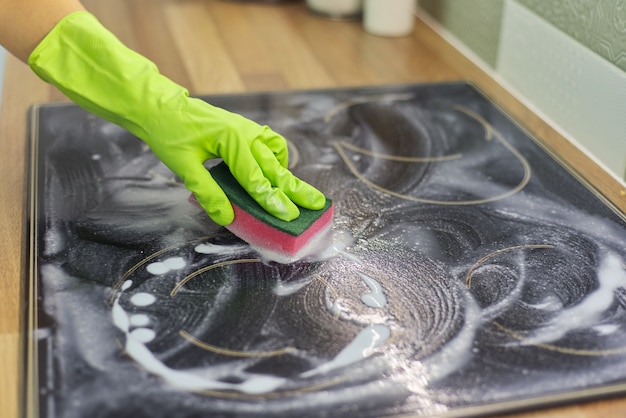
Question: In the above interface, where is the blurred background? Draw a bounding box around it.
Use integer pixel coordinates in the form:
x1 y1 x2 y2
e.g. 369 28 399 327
419 0 626 184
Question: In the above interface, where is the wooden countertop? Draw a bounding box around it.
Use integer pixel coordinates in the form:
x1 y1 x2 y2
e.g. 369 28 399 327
1 1 625 417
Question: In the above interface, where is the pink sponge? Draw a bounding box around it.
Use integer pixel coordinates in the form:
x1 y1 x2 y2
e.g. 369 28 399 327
192 162 334 263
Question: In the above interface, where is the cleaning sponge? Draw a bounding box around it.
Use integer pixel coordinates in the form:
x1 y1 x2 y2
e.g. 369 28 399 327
193 162 334 263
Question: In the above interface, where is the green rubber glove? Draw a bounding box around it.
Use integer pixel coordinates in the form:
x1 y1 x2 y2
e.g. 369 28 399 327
28 11 326 225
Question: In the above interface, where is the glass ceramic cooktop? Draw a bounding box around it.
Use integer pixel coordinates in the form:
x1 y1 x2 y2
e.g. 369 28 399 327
24 82 626 417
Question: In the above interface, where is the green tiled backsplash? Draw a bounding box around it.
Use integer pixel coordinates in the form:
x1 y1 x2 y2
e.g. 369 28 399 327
419 0 504 68
419 0 626 73
517 0 626 72
418 0 626 182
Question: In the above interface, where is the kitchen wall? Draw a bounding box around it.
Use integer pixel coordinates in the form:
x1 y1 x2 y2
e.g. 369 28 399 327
0 47 5 111
418 0 626 183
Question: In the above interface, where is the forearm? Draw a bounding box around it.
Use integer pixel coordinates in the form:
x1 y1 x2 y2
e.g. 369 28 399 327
0 0 84 61
12 6 326 226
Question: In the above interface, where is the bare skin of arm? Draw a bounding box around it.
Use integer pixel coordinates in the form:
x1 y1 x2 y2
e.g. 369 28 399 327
0 0 85 62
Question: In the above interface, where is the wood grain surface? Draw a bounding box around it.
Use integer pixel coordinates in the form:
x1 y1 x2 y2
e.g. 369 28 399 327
1 1 624 417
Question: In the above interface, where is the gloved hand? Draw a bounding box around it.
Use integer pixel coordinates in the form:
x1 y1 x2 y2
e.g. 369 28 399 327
28 11 326 225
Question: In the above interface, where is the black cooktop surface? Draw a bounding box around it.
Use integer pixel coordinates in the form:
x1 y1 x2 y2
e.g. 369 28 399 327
25 83 626 417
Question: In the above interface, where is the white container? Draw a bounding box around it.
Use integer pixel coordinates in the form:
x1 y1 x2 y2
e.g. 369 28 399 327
363 0 415 37
306 0 363 20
